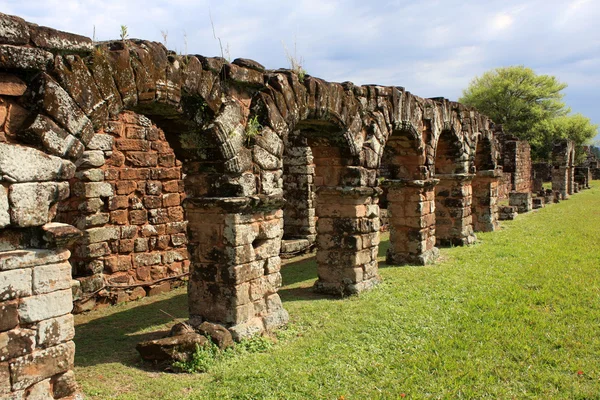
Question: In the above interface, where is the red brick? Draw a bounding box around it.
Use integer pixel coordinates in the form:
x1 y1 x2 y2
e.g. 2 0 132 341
143 196 162 209
158 154 175 167
157 235 170 250
151 142 171 153
116 180 137 195
168 206 185 222
120 168 150 180
104 168 120 181
130 209 148 225
109 195 129 210
126 152 158 167
136 266 151 281
162 193 180 207
150 168 180 180
162 180 180 193
119 239 134 253
115 139 150 151
125 126 146 139
110 210 128 225
106 151 125 167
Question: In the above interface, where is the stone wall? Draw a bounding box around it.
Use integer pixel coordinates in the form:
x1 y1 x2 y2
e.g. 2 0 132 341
0 249 79 399
56 111 189 311
0 10 528 395
501 137 532 193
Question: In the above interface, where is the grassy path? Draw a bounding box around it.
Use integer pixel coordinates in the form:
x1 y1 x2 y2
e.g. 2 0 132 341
74 184 600 399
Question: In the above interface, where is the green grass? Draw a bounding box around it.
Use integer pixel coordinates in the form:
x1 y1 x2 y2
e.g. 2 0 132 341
74 183 600 399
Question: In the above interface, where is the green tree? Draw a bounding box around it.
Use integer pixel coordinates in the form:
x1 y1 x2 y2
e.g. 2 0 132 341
529 114 598 161
460 65 597 161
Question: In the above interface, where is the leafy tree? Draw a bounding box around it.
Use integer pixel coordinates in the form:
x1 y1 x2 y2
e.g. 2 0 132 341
529 114 598 161
460 66 597 161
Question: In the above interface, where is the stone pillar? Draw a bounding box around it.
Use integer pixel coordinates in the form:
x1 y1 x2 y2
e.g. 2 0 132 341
471 170 501 232
314 186 381 295
383 179 439 265
434 174 476 246
568 165 575 195
185 197 289 340
0 248 80 399
552 166 569 200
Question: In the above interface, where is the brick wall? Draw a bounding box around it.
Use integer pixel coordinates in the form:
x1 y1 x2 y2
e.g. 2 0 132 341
57 111 189 311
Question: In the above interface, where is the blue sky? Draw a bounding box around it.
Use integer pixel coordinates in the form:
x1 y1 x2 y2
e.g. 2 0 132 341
3 0 599 140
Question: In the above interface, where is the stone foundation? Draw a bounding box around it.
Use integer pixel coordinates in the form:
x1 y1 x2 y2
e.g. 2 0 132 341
0 249 80 399
314 186 381 295
384 179 439 265
434 174 476 246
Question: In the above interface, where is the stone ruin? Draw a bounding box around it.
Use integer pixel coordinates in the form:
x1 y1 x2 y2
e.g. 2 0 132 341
0 12 589 399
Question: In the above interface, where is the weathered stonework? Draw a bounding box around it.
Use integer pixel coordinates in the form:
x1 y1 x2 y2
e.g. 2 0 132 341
0 249 79 399
0 10 552 394
56 112 189 311
552 140 575 200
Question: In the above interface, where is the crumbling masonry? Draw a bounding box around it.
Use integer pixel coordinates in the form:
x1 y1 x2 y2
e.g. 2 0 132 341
0 12 583 399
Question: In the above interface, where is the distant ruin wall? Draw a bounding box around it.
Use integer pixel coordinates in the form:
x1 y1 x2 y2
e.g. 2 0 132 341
502 138 532 193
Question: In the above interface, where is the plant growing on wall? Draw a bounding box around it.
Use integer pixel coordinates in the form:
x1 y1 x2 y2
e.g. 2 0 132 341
245 116 262 145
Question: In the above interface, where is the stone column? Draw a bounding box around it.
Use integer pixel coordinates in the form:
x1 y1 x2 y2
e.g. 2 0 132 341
434 174 477 246
185 196 289 340
567 165 575 195
383 179 439 265
552 166 569 200
471 170 501 232
314 186 381 295
0 223 82 399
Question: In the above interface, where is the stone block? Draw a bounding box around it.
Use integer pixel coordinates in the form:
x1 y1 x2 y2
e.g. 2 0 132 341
18 289 72 323
0 268 31 301
37 314 75 348
32 262 72 295
0 13 30 45
72 181 113 198
0 45 52 70
86 133 114 151
0 361 9 395
133 253 161 267
77 150 105 168
0 186 8 229
0 300 19 331
9 341 75 391
0 143 75 182
27 378 53 399
52 370 79 399
0 328 36 361
9 182 69 227
28 23 93 52
0 249 70 271
85 226 120 244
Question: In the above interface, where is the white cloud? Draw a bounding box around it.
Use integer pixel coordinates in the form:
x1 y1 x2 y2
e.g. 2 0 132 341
0 0 598 132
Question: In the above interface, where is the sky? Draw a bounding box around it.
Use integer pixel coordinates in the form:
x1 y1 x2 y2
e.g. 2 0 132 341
2 0 599 140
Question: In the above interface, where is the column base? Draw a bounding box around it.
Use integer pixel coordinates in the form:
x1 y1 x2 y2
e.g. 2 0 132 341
436 233 477 247
313 275 382 296
386 246 440 266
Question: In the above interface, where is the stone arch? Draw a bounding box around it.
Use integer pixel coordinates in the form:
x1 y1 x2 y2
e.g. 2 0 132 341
471 130 501 232
433 126 476 246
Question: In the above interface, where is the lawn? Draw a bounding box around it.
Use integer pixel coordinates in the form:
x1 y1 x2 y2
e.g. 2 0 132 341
74 184 600 399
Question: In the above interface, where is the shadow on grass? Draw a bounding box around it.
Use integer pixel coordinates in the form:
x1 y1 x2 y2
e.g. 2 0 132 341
74 292 187 368
74 236 395 367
